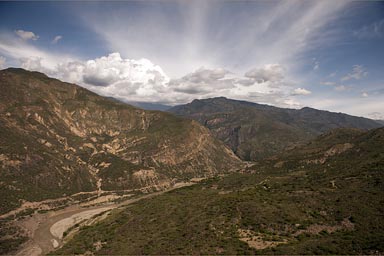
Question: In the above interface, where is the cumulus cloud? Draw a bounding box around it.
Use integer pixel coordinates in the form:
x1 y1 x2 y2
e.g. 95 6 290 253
244 64 284 84
49 53 171 100
0 33 303 109
50 57 299 107
52 35 63 44
169 67 234 94
183 67 228 82
291 88 311 96
362 92 368 97
341 65 368 81
0 56 6 69
354 19 384 39
15 30 39 41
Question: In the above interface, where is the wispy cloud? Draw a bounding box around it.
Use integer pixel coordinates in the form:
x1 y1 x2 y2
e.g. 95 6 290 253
341 65 368 81
334 85 349 92
79 1 350 77
354 19 384 39
14 29 39 41
312 58 320 70
52 35 63 44
0 32 75 71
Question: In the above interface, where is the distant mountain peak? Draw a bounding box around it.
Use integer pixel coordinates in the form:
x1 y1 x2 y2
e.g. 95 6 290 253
169 97 382 161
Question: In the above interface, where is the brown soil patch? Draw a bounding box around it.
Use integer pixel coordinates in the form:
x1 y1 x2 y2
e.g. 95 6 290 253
238 229 288 250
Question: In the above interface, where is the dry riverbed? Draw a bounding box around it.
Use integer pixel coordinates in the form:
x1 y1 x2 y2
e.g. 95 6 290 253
8 181 195 256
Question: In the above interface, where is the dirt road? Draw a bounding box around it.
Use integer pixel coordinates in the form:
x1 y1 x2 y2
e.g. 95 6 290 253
14 182 194 256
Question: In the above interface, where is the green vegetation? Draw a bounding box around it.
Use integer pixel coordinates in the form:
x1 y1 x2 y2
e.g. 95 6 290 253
0 223 27 255
56 127 384 255
0 68 241 215
169 97 382 161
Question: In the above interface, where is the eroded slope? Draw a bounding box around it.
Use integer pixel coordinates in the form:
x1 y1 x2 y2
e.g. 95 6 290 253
0 68 241 215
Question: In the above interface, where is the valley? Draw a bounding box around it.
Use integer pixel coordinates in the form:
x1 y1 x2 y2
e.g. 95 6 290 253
13 181 195 256
55 127 384 255
0 69 382 255
1 1 384 255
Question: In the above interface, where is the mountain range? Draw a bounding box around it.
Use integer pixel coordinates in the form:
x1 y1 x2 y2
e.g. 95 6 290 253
0 68 383 255
0 68 241 215
169 97 382 160
56 126 384 255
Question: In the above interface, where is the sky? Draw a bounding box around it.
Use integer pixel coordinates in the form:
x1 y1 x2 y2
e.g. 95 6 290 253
0 1 383 119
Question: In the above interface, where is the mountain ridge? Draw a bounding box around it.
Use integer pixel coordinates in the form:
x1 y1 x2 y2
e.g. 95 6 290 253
169 97 382 161
0 68 242 215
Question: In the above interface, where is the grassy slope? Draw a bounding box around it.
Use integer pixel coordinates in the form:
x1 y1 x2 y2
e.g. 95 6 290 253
56 128 384 255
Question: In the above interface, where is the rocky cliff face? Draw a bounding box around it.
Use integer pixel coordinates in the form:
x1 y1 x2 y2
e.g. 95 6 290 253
0 69 242 214
169 97 382 161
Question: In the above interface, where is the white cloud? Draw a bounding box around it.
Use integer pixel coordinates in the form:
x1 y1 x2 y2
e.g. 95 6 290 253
80 1 350 77
362 92 368 97
368 112 384 120
244 64 284 84
20 56 44 71
341 65 368 81
47 53 171 100
84 53 169 86
15 30 39 41
354 19 384 39
10 48 301 107
52 35 63 44
291 88 311 96
0 31 75 70
0 56 6 69
169 67 233 94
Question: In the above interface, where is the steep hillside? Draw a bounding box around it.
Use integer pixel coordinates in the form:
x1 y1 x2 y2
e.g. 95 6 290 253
169 97 382 161
0 68 241 215
56 127 384 255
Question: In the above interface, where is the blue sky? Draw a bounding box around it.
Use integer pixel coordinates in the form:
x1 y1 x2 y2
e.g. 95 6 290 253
0 1 383 119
